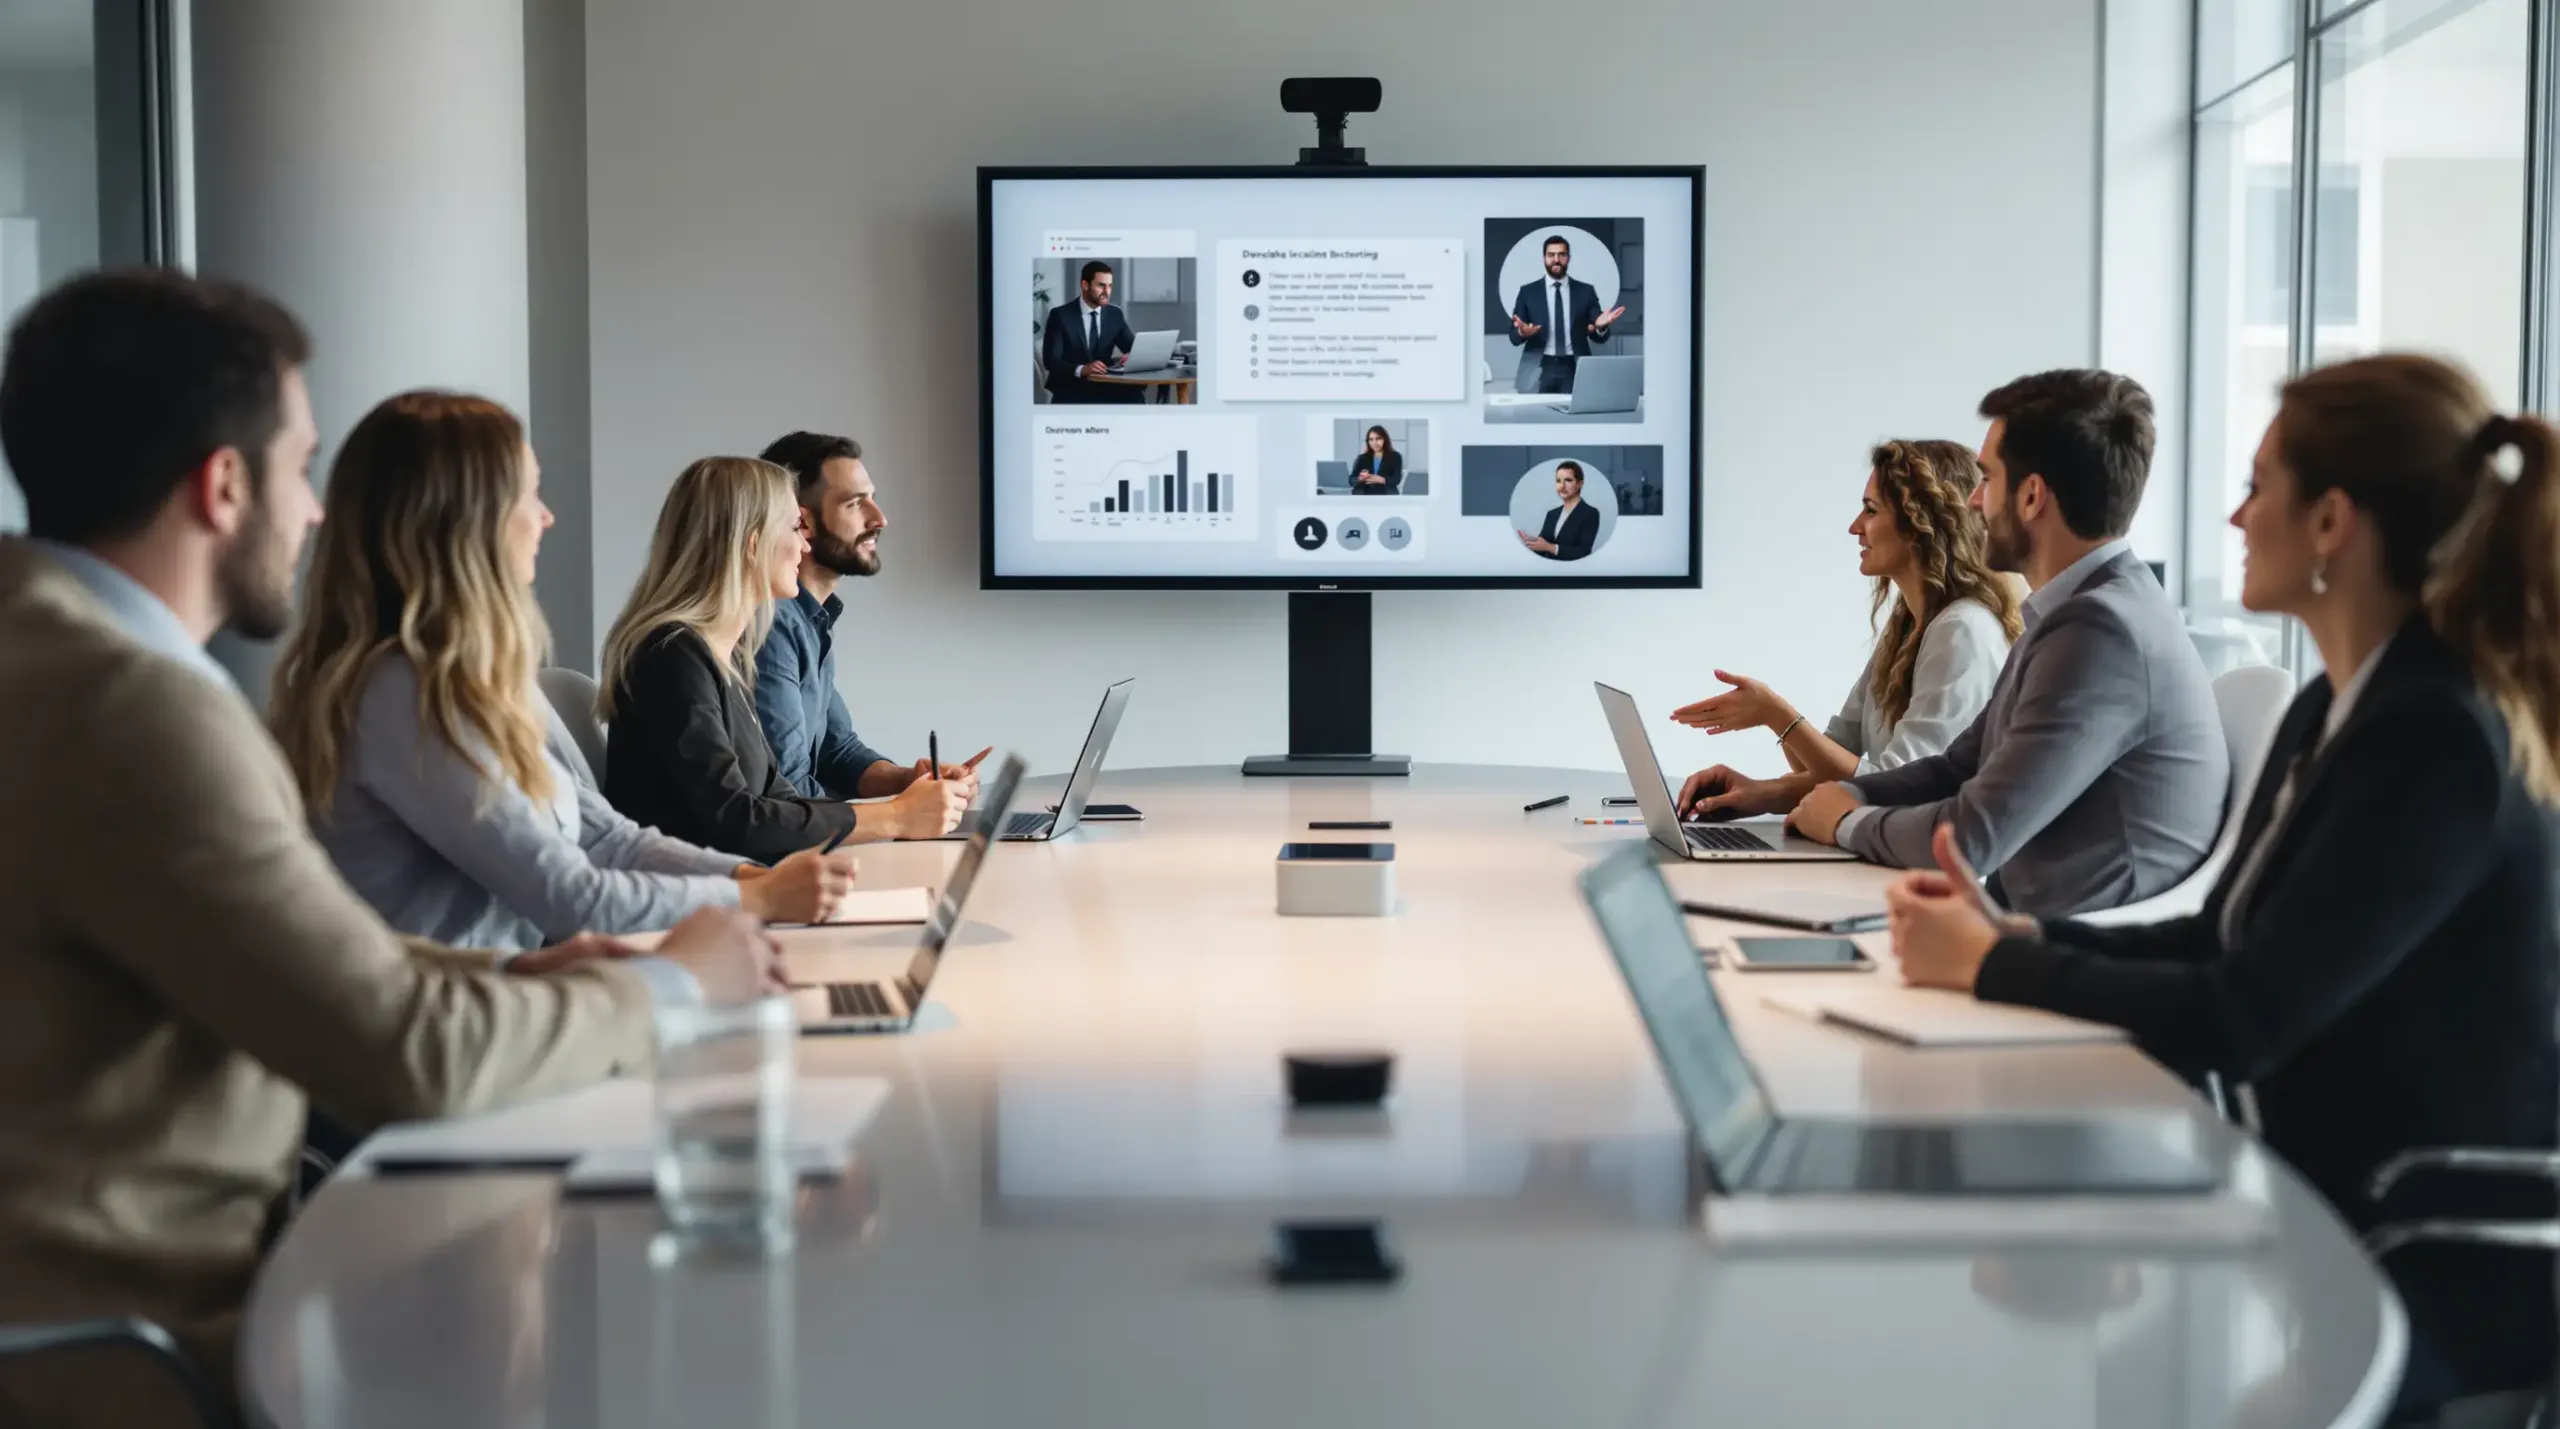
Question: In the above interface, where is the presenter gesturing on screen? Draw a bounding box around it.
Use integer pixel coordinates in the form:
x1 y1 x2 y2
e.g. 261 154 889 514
1520 462 1599 561
1508 235 1626 395
1040 260 1140 405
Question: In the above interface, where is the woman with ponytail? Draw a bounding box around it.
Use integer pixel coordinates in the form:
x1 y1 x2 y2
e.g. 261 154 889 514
1885 354 2560 1416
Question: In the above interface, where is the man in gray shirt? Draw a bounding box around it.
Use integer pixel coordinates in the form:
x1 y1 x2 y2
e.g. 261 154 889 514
1787 370 2228 917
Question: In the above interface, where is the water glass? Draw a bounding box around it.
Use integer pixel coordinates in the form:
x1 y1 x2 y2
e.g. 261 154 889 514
653 995 797 1251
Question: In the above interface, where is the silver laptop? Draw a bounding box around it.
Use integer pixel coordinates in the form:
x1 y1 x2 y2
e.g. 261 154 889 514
794 754 1024 1034
1000 679 1133 842
1594 681 1855 862
1579 847 2220 1196
1315 459 1352 493
1115 329 1180 374
1554 354 1642 414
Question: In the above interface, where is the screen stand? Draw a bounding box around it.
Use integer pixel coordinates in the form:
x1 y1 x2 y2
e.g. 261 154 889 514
1241 593 1411 777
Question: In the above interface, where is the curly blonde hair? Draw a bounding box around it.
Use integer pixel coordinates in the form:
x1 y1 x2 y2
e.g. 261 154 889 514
1867 439 2024 726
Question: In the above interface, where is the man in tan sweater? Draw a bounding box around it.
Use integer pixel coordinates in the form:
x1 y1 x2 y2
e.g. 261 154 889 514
0 270 781 1425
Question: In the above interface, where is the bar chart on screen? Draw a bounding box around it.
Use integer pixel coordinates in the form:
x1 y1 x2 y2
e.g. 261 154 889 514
1035 414 1259 541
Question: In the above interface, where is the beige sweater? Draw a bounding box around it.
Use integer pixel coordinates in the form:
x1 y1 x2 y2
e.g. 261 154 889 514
0 539 656 1425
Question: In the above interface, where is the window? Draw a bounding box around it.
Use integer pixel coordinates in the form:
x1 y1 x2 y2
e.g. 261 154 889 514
0 0 180 532
2183 0 2548 672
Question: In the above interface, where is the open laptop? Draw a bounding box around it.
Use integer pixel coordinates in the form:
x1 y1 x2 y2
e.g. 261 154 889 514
1000 679 1134 841
1578 847 2220 1196
1594 681 1855 862
1315 459 1353 493
793 754 1024 1033
1551 354 1642 415
1114 329 1181 374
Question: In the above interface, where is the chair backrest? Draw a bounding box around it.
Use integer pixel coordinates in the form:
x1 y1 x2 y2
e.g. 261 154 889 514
2211 663 2296 823
537 666 608 779
2076 663 2295 928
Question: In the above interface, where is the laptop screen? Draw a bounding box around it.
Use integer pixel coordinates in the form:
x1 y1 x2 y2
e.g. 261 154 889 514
1577 847 1778 1185
903 754 1026 997
1592 681 1687 856
1049 680 1134 834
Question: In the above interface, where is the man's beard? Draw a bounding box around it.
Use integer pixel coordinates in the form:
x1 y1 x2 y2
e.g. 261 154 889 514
1983 496 2029 573
217 478 297 641
811 524 881 578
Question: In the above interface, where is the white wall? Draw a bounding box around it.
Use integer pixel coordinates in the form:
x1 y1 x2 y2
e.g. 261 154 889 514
586 0 2101 777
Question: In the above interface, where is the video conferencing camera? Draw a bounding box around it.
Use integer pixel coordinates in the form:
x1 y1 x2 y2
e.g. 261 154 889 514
1282 77 1380 166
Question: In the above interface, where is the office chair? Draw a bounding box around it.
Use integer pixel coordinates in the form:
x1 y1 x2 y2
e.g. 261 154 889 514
2365 1149 2560 1429
0 1316 238 1427
537 666 610 780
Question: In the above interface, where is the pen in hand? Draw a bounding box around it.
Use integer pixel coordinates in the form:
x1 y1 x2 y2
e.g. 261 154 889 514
928 731 939 783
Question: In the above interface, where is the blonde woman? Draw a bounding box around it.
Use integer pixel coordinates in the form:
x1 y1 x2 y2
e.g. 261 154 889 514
1677 439 2022 817
270 392 856 953
600 457 967 861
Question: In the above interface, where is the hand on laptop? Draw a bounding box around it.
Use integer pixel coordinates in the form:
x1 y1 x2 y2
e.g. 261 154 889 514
655 907 789 1002
1784 781 1862 845
1670 670 1795 736
739 846 859 924
1677 764 1794 819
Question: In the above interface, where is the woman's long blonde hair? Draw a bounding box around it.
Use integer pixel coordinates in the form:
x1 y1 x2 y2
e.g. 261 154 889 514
271 391 553 816
1867 439 2025 726
598 456 801 720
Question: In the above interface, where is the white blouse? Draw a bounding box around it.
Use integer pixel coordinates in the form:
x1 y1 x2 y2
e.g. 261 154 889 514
1822 597 2012 775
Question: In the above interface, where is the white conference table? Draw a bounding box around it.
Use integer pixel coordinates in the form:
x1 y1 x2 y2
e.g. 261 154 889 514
239 764 2403 1429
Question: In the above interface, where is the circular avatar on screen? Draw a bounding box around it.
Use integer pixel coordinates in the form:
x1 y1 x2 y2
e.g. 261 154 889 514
1495 226 1623 322
1506 457 1619 562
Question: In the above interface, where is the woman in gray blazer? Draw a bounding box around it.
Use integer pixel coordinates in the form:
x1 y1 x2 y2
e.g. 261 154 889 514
269 391 855 952
1675 440 2021 817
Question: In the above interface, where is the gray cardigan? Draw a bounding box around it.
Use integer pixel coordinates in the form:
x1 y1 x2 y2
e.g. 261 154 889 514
315 657 744 953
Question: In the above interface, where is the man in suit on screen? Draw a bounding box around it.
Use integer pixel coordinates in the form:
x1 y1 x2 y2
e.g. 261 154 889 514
1041 260 1140 405
1508 235 1625 395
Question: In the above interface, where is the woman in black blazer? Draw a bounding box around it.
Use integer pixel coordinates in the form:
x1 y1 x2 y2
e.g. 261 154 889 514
1889 356 2560 1418
1349 425 1402 495
598 457 964 863
1521 460 1598 561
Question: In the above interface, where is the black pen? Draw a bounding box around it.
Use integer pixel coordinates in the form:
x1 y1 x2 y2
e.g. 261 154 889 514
819 826 852 855
1523 795 1569 813
928 731 939 782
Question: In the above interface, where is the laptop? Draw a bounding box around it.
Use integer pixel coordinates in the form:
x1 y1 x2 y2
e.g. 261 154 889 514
1315 459 1353 493
1000 679 1134 841
793 753 1025 1033
1115 329 1181 374
1593 681 1855 862
1578 847 2221 1196
1552 354 1642 415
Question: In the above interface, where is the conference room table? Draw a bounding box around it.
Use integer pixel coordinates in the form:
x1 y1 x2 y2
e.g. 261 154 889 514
239 764 2403 1429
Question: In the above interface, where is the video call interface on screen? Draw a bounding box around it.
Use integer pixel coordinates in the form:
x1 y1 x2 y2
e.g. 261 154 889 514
983 170 1699 583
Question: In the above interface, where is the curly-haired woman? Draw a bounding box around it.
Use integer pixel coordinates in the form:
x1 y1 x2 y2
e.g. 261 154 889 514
1675 439 2022 817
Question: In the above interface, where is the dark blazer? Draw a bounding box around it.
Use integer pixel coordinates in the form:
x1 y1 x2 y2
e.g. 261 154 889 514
1976 622 2559 1413
1350 450 1402 495
1040 301 1137 402
1536 501 1598 561
1509 276 1613 357
602 625 857 864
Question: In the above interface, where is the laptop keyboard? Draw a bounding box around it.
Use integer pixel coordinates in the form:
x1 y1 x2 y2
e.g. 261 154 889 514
1002 812 1050 838
1683 825 1771 853
826 982 895 1020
